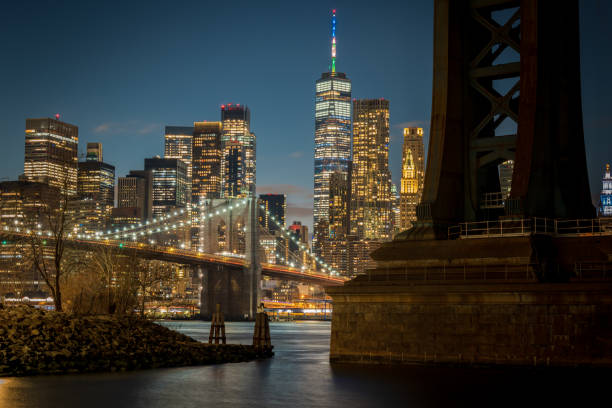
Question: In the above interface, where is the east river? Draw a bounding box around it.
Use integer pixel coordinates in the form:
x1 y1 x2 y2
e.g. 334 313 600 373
0 320 608 407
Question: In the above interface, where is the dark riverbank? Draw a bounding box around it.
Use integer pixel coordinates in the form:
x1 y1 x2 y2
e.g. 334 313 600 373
0 306 272 377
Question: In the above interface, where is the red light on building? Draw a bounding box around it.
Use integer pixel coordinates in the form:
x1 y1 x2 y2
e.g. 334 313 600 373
221 105 225 109
55 113 60 120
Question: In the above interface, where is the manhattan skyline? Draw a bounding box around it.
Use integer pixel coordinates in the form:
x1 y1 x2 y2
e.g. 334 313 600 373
1 1 611 229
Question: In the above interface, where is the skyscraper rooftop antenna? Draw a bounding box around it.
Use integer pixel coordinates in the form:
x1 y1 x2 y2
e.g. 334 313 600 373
331 9 337 74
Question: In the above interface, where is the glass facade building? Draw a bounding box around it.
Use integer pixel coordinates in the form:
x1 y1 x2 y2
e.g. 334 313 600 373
400 127 425 230
313 9 351 255
313 72 352 251
600 164 612 217
76 157 115 228
144 157 189 217
24 117 79 196
220 105 255 198
258 194 286 233
350 98 392 240
164 126 194 187
328 170 350 239
192 121 222 202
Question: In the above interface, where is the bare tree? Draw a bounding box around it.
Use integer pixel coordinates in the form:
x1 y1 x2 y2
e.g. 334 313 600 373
23 175 73 312
127 251 175 317
90 246 120 314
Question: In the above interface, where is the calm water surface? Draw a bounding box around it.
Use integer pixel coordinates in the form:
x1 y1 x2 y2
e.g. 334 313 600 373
0 320 608 408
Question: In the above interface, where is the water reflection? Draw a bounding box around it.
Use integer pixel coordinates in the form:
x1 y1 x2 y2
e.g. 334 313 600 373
0 321 608 408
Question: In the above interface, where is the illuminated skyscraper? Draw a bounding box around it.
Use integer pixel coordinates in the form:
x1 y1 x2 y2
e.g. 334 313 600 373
600 164 612 217
258 194 286 233
192 122 222 203
144 157 189 217
391 183 401 236
220 105 255 198
350 99 392 240
400 127 425 230
76 143 115 229
164 126 193 195
314 9 351 254
328 170 350 239
24 117 78 196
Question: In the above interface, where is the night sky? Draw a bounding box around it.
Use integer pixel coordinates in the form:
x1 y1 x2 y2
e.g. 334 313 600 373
1 0 611 229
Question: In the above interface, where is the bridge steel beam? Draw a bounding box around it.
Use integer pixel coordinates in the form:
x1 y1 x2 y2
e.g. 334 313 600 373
406 0 593 240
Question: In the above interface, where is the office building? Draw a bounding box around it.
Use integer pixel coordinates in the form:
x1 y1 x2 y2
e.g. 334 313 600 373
400 127 425 230
258 194 286 233
86 142 103 162
220 104 255 198
328 170 350 239
164 126 194 185
600 164 612 217
144 157 189 217
0 180 61 294
117 170 153 221
313 9 352 254
24 117 78 196
350 98 392 240
77 143 115 226
192 121 222 203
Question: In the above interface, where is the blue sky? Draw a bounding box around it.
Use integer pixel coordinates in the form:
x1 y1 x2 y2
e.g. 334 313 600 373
0 1 610 229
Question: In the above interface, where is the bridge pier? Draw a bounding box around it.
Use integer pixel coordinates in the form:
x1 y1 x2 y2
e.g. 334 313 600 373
198 198 261 320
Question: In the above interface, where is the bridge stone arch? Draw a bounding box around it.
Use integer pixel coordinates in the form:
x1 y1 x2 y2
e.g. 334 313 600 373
198 198 260 320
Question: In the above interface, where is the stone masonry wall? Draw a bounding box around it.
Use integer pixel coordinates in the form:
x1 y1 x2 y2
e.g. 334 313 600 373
329 283 612 367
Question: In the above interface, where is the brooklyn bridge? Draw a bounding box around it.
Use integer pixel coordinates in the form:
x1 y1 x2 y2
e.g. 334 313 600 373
1 197 345 319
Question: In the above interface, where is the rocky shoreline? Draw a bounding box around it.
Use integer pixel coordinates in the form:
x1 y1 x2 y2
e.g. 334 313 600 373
0 306 273 376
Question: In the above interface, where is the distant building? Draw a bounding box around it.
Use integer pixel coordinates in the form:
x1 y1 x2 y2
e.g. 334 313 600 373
258 194 286 233
221 104 255 198
117 170 153 221
391 183 401 237
600 164 612 217
66 199 106 235
349 239 382 277
350 98 392 240
77 143 115 228
322 237 349 277
499 160 514 197
0 180 61 295
24 117 78 196
144 157 189 217
400 127 425 231
313 10 352 256
164 126 194 187
328 170 350 239
192 121 222 203
110 207 142 229
86 142 103 162
289 221 309 247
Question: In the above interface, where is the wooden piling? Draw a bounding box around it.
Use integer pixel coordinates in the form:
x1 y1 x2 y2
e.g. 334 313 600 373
253 306 271 349
208 304 226 345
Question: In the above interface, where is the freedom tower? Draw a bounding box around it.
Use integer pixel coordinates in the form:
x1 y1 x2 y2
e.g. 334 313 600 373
313 9 352 255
